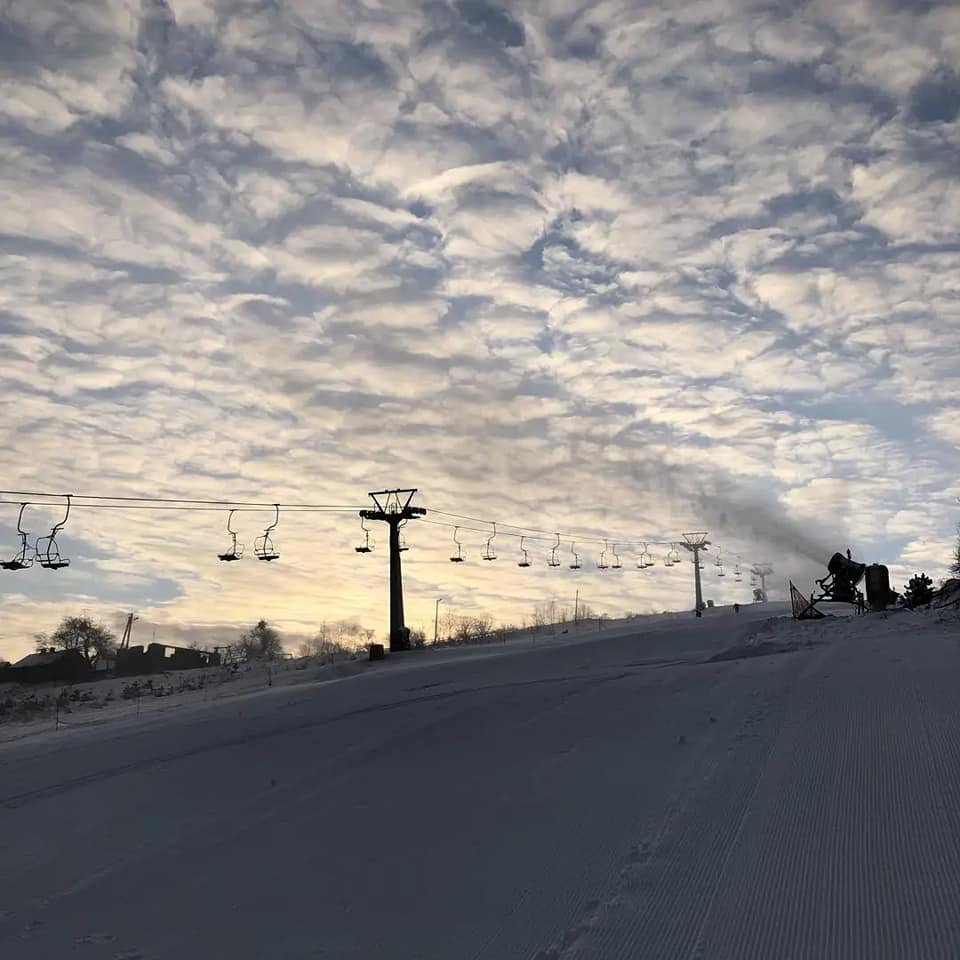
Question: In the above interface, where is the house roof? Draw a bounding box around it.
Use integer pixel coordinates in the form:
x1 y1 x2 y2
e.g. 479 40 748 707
11 649 83 669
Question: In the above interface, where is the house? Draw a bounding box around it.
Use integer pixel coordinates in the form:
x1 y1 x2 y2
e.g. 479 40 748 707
116 642 221 676
7 648 91 684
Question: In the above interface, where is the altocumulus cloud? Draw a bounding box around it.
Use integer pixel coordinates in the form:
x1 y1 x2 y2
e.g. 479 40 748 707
0 0 959 660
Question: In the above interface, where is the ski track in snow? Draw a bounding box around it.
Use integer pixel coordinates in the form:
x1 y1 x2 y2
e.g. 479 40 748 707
3 605 960 958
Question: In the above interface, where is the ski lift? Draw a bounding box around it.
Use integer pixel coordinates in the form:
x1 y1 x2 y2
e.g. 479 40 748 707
449 526 465 563
35 495 72 570
482 522 497 561
637 543 654 569
570 542 581 570
734 561 742 583
598 540 609 570
717 564 726 577
714 547 724 568
517 535 531 568
218 508 244 561
547 533 561 568
254 504 280 561
663 543 675 568
398 519 410 553
1 503 34 571
353 516 375 555
611 543 622 570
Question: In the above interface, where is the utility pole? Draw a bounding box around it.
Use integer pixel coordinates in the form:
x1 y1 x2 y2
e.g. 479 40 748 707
434 597 443 646
680 533 710 617
360 489 426 652
751 563 774 602
119 613 137 652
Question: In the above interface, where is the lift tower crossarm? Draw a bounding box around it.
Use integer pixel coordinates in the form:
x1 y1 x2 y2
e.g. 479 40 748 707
360 489 426 652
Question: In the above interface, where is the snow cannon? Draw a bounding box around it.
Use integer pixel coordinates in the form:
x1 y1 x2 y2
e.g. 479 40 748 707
816 553 866 604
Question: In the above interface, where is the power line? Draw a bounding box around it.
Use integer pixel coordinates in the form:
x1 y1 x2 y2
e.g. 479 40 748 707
0 490 364 511
0 487 758 570
427 509 677 549
0 499 357 513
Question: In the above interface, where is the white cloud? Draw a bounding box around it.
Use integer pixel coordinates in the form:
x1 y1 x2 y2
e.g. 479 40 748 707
0 0 958 660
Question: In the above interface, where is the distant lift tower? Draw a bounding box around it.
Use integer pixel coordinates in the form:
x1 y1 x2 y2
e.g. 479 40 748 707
751 563 774 602
360 489 426 653
680 532 710 616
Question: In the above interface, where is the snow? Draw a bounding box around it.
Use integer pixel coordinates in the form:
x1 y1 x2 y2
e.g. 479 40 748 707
3 602 960 958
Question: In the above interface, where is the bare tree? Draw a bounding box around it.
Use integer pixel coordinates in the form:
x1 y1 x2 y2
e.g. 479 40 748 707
49 615 116 666
951 525 960 577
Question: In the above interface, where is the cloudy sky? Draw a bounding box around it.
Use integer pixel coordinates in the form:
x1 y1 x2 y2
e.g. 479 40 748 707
1 0 959 661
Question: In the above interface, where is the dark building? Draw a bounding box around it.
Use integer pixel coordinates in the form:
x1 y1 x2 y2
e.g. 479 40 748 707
116 642 221 677
7 649 91 684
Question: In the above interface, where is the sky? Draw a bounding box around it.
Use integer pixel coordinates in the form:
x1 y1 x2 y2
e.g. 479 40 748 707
1 0 959 662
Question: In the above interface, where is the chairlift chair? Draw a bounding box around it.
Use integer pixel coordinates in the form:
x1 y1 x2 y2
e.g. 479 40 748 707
218 508 244 561
254 504 280 562
398 519 410 553
35 495 72 570
449 526 465 563
717 564 726 577
611 544 622 570
1 503 34 571
548 533 561 567
570 542 581 570
598 541 609 570
517 536 531 568
355 516 374 555
482 522 497 561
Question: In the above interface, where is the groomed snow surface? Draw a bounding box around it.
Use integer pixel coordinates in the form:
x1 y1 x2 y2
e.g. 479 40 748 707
3 603 960 959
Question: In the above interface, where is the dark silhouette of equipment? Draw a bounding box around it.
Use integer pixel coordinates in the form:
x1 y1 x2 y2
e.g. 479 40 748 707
254 504 280 561
548 533 561 567
569 542 581 570
449 525 464 562
482 523 497 561
680 532 710 615
35 495 72 570
864 564 895 611
816 552 866 604
517 536 530 568
598 541 609 570
611 544 622 570
217 509 244 561
355 516 374 554
796 551 892 619
359 489 425 652
1 503 34 571
751 563 774 601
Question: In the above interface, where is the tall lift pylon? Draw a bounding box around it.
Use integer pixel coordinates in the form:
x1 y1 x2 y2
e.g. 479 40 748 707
360 489 426 652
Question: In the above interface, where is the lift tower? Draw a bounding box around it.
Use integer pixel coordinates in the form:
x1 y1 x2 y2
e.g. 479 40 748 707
360 489 426 652
680 532 711 616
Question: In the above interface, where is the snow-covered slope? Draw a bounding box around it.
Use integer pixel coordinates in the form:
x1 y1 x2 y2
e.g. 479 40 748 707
3 604 960 959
